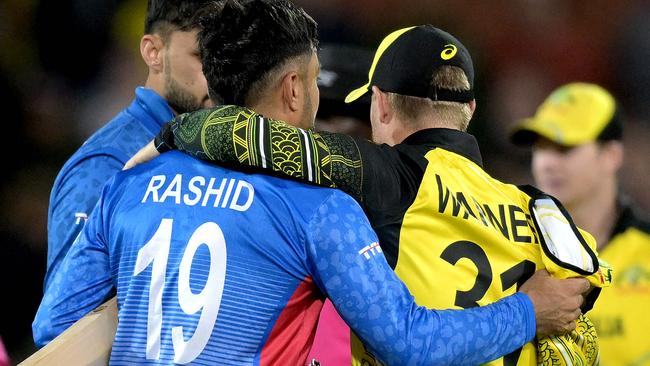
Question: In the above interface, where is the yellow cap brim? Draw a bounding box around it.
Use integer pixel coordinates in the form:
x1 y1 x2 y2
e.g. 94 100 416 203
511 118 576 147
510 118 557 146
345 83 370 103
510 118 593 146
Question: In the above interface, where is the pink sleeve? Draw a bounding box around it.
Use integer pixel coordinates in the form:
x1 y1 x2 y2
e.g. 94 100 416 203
305 300 351 365
0 337 10 366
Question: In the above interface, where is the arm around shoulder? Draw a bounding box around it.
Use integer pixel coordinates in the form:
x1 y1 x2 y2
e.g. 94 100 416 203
304 191 536 365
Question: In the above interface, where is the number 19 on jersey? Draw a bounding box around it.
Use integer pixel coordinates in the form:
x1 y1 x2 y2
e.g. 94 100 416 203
133 218 227 364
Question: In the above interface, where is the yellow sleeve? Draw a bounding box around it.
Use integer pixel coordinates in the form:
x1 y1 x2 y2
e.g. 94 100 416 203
350 332 385 366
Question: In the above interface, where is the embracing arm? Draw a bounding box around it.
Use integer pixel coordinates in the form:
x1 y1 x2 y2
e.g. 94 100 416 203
306 191 536 365
152 105 367 201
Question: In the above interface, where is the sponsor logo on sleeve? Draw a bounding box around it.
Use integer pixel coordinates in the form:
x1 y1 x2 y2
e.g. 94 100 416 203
358 242 382 260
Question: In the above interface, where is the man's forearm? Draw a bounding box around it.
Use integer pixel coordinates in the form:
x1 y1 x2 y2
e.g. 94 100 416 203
158 105 364 200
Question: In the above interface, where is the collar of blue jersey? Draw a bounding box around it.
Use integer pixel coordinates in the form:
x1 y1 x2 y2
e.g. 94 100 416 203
401 128 483 167
127 87 176 134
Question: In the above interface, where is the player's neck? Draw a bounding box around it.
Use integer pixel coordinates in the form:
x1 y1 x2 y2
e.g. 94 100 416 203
248 95 299 127
568 180 619 251
143 75 174 114
390 117 428 145
144 75 165 101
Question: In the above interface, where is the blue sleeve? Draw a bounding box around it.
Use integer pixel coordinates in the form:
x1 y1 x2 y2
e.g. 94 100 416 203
46 153 125 290
305 191 536 365
34 182 115 347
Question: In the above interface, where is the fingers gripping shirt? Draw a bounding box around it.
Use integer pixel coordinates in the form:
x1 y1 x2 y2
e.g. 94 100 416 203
521 188 610 366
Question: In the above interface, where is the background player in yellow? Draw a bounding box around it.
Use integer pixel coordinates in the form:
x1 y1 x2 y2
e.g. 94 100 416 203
512 82 650 366
127 25 604 365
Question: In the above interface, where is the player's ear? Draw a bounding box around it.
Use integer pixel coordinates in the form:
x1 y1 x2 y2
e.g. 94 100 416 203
602 140 624 173
141 34 165 74
281 70 301 113
372 86 393 125
469 99 476 116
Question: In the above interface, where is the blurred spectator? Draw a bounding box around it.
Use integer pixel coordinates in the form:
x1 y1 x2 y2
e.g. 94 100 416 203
511 82 650 364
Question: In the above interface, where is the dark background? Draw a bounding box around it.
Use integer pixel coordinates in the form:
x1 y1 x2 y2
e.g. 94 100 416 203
1 0 648 362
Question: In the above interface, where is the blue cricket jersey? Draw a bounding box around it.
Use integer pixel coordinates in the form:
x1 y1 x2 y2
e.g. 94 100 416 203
34 151 535 365
45 87 174 290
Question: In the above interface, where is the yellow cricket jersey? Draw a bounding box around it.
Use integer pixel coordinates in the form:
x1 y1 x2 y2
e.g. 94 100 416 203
395 148 542 366
589 205 650 366
353 146 605 366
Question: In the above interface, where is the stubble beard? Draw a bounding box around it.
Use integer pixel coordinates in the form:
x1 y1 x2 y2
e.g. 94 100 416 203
164 74 202 115
163 54 202 115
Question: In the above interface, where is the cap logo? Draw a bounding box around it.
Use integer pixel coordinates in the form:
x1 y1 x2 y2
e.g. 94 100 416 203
440 44 457 60
549 88 574 105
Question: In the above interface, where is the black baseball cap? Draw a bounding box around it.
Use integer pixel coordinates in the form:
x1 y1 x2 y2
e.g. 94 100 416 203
318 44 374 102
317 44 373 120
345 25 474 104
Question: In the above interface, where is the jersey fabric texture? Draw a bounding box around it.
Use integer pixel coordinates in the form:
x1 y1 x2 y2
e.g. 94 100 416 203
589 201 650 366
157 105 607 365
45 87 174 290
33 151 536 365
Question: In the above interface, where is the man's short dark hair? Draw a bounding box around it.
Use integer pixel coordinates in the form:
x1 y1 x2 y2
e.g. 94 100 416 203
198 0 318 105
145 0 211 39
